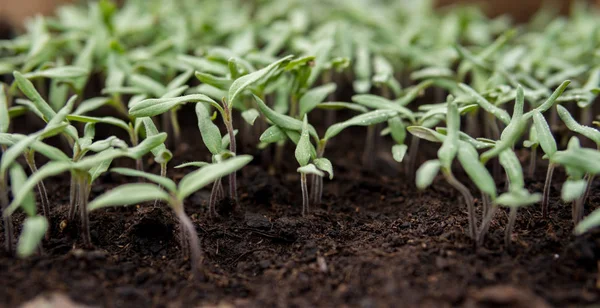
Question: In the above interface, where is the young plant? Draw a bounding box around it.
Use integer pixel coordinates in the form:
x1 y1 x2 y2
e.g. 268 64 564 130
414 100 478 240
9 164 48 258
556 104 600 210
531 110 558 219
5 133 168 247
88 155 252 277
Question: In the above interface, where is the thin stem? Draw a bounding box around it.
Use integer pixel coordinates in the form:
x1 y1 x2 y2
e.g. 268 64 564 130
405 137 420 182
170 108 182 146
301 173 309 216
528 146 537 179
444 171 477 241
216 178 224 201
25 153 50 218
208 179 220 218
153 163 167 207
174 204 202 279
224 105 238 205
130 129 143 172
580 174 594 210
542 163 555 219
505 207 518 248
0 178 14 254
362 125 377 170
78 174 92 248
478 204 498 246
68 174 78 221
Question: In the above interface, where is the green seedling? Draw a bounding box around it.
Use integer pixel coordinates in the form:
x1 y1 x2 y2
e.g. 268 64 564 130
88 155 252 277
557 104 600 212
5 133 167 247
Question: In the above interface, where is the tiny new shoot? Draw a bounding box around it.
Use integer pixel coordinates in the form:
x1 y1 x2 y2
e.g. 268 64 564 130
88 155 252 278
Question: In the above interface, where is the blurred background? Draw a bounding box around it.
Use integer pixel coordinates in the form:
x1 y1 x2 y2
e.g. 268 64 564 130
0 0 597 29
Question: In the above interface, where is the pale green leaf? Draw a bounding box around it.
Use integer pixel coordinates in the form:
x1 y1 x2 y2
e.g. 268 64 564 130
111 168 176 192
241 108 260 126
297 163 325 176
17 216 48 258
299 83 336 117
228 55 293 106
392 144 408 163
324 109 398 141
313 157 333 179
178 155 253 200
88 183 171 212
416 159 441 189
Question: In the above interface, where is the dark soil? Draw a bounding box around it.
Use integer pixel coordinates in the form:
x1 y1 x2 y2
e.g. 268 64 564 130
1 105 600 308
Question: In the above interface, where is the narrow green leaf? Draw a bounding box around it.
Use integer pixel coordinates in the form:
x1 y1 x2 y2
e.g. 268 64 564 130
457 144 497 198
89 158 113 183
241 108 260 126
17 216 48 258
352 94 415 122
0 84 8 133
557 105 600 145
175 161 209 169
495 189 541 208
324 109 398 141
194 71 232 90
392 144 408 163
499 149 524 191
575 208 600 235
13 71 56 121
437 101 460 169
253 94 318 138
525 80 571 117
23 66 88 80
111 168 176 192
313 158 333 179
561 179 587 202
73 97 111 115
228 55 293 106
532 111 557 157
67 115 130 132
416 159 441 189
316 102 368 113
407 126 445 143
178 155 253 200
88 183 171 212
259 125 287 144
295 116 313 166
459 83 510 125
196 103 223 155
9 164 36 216
299 83 336 117
297 163 325 177
129 94 217 117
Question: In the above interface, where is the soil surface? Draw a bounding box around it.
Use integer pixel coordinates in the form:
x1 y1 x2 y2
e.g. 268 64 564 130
1 105 599 308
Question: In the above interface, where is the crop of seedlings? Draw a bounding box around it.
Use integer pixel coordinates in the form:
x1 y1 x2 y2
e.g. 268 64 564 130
0 0 599 306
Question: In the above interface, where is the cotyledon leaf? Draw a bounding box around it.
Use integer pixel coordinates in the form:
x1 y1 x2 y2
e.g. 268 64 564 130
228 55 293 106
111 168 177 192
88 183 172 212
324 109 398 141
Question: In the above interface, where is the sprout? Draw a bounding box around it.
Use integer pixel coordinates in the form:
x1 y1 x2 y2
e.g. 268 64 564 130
89 155 252 277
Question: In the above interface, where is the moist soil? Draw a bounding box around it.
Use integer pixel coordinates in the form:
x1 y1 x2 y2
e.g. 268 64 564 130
1 105 600 308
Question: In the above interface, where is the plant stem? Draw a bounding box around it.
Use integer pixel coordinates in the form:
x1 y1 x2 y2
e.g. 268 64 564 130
223 104 238 205
405 136 420 182
208 179 220 218
25 152 51 240
0 178 14 254
362 125 377 170
301 173 309 216
78 174 92 248
174 203 202 279
153 163 167 207
580 174 594 210
444 170 477 241
68 174 78 221
170 108 181 146
478 204 498 246
528 146 537 179
505 207 517 248
130 128 143 172
541 163 555 219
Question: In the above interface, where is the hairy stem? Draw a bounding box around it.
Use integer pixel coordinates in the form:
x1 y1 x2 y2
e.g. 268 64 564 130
541 163 555 219
68 174 78 221
78 174 92 248
362 125 377 170
208 179 220 218
174 204 202 279
580 174 594 210
444 171 477 241
405 137 420 182
153 163 167 207
25 152 50 219
224 105 238 205
528 146 537 179
505 207 518 248
130 129 143 172
301 173 309 216
478 204 498 246
0 178 14 254
170 108 181 146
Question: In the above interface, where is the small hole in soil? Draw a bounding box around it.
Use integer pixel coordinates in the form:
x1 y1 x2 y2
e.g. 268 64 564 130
131 218 174 255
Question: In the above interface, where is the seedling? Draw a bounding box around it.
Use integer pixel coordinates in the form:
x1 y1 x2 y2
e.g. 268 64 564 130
88 155 252 277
